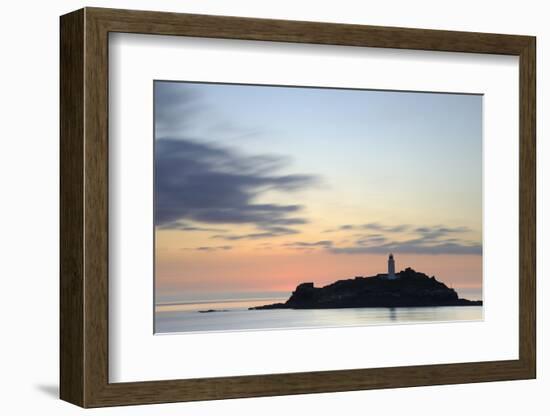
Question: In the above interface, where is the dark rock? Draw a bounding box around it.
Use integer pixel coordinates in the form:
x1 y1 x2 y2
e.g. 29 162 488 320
198 309 229 313
250 268 482 310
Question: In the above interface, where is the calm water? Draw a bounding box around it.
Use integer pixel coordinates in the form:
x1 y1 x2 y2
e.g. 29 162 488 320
155 295 483 334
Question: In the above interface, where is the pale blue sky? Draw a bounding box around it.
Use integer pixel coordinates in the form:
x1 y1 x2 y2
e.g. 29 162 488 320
155 81 482 233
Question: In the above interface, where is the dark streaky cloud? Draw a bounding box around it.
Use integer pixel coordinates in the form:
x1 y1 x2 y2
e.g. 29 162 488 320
155 139 319 235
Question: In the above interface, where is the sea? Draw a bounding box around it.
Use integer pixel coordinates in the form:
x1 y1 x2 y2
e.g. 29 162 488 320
155 290 483 334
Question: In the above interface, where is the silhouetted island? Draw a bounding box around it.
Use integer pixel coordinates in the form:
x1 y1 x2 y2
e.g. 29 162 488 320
250 267 482 310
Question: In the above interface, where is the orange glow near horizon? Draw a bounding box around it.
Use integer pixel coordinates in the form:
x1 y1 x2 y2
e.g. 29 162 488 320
156 238 482 298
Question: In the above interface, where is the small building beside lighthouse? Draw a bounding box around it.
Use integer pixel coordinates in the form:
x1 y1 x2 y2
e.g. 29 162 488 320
387 253 397 280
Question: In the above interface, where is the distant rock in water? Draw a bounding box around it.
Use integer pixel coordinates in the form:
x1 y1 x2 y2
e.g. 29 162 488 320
198 309 229 313
250 268 482 310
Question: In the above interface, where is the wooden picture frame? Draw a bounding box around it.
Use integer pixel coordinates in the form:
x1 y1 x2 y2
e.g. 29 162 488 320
60 7 536 408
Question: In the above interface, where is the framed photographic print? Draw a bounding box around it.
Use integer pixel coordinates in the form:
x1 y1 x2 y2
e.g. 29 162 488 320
60 7 536 408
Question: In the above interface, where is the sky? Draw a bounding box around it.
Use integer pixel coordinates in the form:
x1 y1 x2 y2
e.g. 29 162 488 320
154 81 482 303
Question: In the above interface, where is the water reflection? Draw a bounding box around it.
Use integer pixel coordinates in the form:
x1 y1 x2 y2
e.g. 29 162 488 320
155 304 483 334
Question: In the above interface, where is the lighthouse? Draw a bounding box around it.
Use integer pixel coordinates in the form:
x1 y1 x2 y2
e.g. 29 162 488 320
387 253 397 280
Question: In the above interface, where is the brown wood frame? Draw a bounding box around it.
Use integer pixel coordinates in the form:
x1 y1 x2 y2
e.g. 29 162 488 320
60 7 536 408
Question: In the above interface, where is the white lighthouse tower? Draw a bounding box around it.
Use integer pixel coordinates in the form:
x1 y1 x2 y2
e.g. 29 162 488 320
387 253 397 280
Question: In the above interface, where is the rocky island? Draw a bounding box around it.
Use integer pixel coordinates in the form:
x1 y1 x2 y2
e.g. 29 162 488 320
250 266 482 310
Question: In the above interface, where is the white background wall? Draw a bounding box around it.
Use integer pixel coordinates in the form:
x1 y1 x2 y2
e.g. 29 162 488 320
0 0 546 414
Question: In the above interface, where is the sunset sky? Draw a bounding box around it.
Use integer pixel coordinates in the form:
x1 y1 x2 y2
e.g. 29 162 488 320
154 81 482 303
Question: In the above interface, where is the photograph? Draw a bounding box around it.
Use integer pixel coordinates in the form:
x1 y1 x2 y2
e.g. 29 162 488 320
154 80 483 334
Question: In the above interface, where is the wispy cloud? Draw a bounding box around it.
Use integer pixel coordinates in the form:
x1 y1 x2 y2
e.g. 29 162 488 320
155 83 321 236
157 221 228 233
355 234 388 245
327 223 480 255
183 245 233 252
155 139 320 235
212 226 299 241
412 225 470 239
283 240 333 248
363 223 410 233
330 241 481 255
155 83 202 138
323 223 410 233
